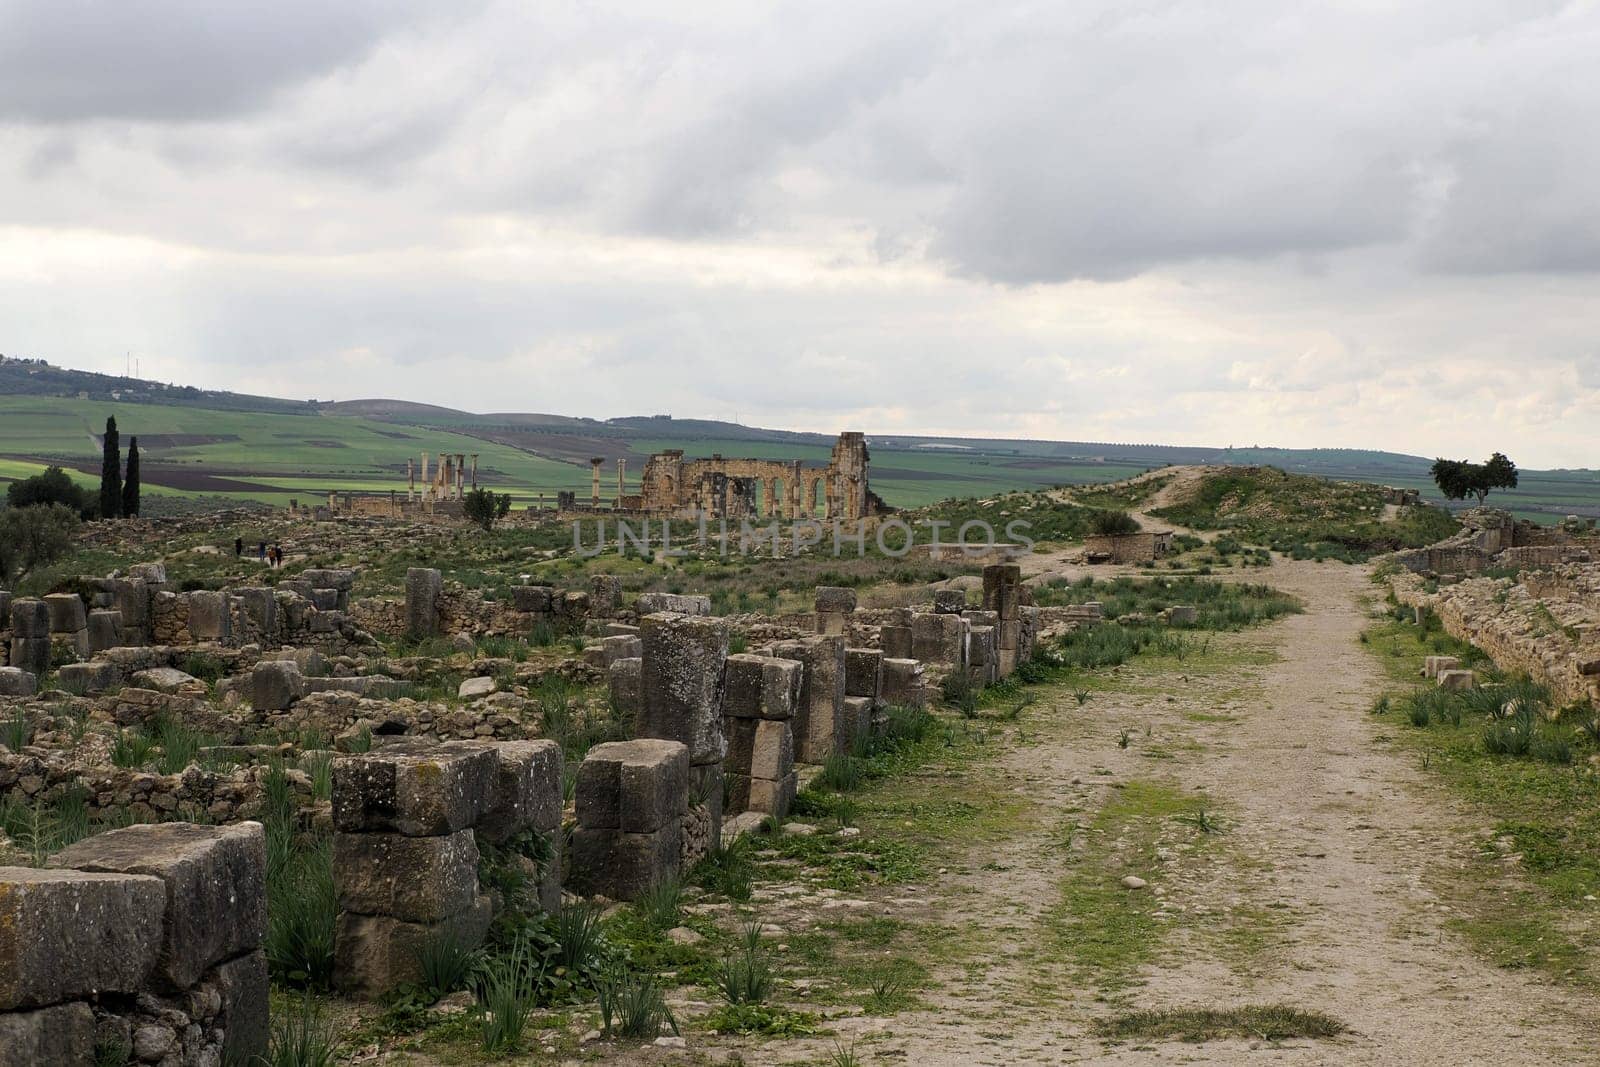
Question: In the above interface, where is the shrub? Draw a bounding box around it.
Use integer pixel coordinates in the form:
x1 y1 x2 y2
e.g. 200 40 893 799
1089 510 1141 537
265 835 337 988
0 502 81 585
262 993 338 1067
717 920 773 1006
1483 706 1536 757
0 715 31 752
474 937 540 1054
551 902 607 974
815 752 863 793
634 875 682 931
689 837 755 902
414 928 483 999
598 967 677 1039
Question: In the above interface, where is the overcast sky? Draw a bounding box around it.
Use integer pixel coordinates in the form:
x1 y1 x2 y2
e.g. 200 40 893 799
2 1 1597 466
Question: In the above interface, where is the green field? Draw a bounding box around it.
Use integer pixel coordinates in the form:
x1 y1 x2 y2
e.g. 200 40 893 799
0 395 592 508
0 400 1155 511
2 388 1597 519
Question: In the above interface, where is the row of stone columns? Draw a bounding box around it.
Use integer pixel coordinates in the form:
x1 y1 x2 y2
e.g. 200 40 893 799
409 453 478 503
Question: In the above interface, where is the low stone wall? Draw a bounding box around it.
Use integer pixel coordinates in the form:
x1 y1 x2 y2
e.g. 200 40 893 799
0 749 315 824
1 822 269 1066
1389 567 1600 706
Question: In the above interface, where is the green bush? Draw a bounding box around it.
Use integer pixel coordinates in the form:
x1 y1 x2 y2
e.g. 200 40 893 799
1089 510 1140 537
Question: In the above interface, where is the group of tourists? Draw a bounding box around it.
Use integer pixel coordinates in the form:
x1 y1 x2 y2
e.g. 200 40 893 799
234 537 284 568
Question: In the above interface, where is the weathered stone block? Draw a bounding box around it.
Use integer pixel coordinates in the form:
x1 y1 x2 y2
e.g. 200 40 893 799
912 612 968 666
575 739 689 833
310 588 340 611
251 660 304 711
638 612 728 765
511 584 552 614
334 829 479 923
932 588 967 614
880 658 926 708
332 742 496 836
747 772 798 818
57 660 122 695
8 637 49 679
814 586 857 614
43 592 87 633
968 625 997 683
212 949 270 1066
727 718 793 781
1423 655 1461 679
476 739 564 842
844 648 882 700
842 696 874 743
0 667 36 698
609 657 643 717
130 667 200 693
405 567 443 639
334 894 492 999
635 592 711 616
128 562 168 585
567 821 683 901
590 574 623 617
186 590 232 642
0 867 165 1009
458 676 496 699
301 568 357 591
982 563 1022 618
86 609 122 653
997 618 1022 650
10 598 49 639
771 635 847 764
1438 669 1475 691
722 654 802 720
1165 605 1198 625
603 633 643 664
0 1002 97 1066
49 821 266 990
879 623 913 661
234 587 278 636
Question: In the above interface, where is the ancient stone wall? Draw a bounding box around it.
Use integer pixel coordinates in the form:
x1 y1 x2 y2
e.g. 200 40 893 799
631 431 881 521
1 822 269 1066
1390 566 1600 706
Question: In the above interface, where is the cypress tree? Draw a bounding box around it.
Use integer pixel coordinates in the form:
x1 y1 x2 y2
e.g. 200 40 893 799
99 416 121 519
121 436 141 517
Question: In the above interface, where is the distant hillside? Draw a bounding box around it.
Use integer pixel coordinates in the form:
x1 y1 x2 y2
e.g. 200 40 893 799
0 354 314 416
3 354 1597 519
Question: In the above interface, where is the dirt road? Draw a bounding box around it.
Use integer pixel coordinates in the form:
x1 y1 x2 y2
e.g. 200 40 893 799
788 558 1600 1064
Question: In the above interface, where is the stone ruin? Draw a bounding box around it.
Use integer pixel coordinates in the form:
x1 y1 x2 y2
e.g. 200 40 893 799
1 822 268 1065
1388 507 1595 577
570 739 689 901
1082 528 1175 564
611 431 885 520
0 544 1093 1050
330 738 562 998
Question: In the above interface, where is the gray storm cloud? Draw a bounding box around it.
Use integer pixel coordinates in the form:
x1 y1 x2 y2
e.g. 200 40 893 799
0 0 1596 464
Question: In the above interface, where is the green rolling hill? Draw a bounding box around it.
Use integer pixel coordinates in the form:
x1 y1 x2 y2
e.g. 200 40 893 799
2 355 1595 519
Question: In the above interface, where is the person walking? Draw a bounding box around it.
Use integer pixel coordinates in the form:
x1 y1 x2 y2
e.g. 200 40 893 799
257 541 266 561
234 537 243 557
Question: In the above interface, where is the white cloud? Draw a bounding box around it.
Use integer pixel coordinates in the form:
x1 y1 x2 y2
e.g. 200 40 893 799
1 0 1598 466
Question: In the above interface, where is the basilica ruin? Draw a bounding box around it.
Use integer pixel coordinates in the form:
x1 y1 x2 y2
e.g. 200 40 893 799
609 431 885 520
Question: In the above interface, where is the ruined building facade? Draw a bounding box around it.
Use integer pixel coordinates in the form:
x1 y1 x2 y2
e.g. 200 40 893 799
620 432 884 521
